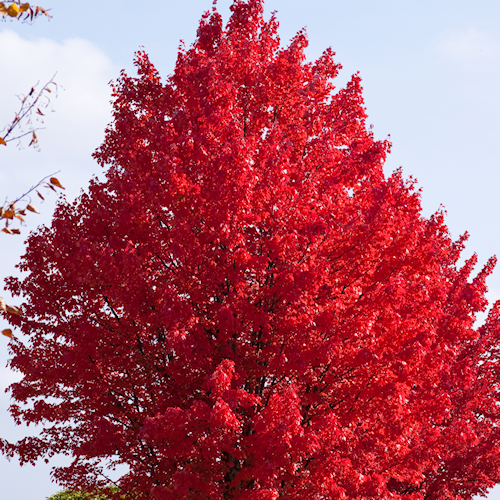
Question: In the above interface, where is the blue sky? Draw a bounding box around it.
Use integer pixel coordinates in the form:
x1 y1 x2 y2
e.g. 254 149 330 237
1 1 499 498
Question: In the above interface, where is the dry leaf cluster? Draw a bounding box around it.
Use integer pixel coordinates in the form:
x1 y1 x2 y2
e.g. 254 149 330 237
1 297 21 340
1 175 64 234
0 76 57 149
0 1 50 21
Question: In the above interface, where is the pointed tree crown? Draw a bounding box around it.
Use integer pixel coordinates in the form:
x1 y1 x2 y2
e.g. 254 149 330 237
2 1 500 499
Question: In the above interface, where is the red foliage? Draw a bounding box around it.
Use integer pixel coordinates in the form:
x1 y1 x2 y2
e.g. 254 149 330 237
2 1 500 498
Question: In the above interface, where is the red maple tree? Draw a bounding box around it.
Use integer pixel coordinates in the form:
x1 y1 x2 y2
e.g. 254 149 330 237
2 1 500 499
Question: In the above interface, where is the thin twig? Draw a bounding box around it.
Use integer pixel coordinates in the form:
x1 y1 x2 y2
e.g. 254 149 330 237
1 73 57 146
3 170 61 208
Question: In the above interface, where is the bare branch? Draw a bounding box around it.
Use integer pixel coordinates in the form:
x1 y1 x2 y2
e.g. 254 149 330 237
0 74 57 149
1 172 65 234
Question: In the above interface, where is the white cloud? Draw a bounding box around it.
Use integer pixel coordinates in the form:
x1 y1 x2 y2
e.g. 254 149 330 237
0 30 114 124
0 30 117 295
0 31 117 401
0 30 117 192
434 27 500 72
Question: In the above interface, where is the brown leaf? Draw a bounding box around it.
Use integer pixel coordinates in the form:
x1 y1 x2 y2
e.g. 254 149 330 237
0 137 6 146
18 209 26 216
50 177 65 189
29 131 38 146
0 297 6 313
2 228 14 234
36 108 44 116
37 190 45 200
6 3 19 17
11 229 21 234
19 3 30 13
26 203 40 214
1 329 14 340
0 4 7 17
15 215 25 222
6 305 22 316
4 209 14 219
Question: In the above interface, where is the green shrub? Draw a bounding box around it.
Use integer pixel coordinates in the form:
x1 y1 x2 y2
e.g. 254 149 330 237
46 486 119 500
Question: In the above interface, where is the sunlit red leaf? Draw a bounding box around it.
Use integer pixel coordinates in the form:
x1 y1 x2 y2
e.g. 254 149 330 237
2 228 14 234
0 137 6 146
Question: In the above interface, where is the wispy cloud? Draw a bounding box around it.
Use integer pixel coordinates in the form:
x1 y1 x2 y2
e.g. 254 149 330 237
0 30 117 311
434 27 500 72
0 30 116 164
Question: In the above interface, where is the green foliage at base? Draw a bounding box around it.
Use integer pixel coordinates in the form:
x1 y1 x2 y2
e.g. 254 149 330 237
46 486 119 500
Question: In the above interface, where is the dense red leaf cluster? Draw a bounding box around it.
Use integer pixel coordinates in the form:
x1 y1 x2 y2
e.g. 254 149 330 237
2 1 500 498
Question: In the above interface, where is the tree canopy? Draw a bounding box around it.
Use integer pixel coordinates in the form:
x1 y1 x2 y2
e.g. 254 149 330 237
2 1 500 499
